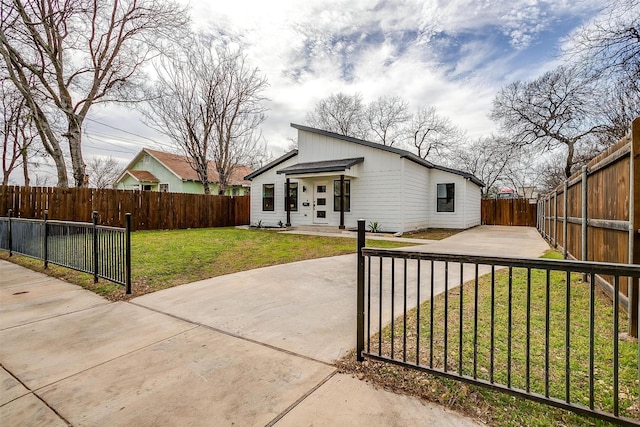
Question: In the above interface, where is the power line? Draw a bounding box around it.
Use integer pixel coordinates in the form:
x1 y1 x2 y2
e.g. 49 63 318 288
84 117 175 151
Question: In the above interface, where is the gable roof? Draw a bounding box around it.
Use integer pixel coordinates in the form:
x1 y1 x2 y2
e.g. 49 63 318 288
290 124 484 187
144 148 252 185
126 170 159 182
244 150 298 180
116 148 252 186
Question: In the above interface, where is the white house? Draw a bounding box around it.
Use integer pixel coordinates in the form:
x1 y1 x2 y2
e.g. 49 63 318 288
244 124 484 233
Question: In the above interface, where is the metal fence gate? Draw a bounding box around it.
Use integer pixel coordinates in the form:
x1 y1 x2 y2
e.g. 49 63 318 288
355 221 640 426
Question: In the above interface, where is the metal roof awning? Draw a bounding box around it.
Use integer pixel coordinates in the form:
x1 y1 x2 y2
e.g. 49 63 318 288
276 157 364 176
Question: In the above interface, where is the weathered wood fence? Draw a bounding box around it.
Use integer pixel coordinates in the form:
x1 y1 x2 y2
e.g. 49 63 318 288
0 186 250 231
481 198 537 226
537 117 640 336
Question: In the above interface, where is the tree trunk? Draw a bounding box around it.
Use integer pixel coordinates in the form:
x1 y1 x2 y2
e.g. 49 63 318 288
218 169 229 196
202 181 211 195
66 115 87 187
31 110 68 187
564 141 575 178
21 149 29 187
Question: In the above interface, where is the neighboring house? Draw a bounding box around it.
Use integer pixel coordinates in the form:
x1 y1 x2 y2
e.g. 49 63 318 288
517 186 539 202
244 124 484 233
115 148 251 195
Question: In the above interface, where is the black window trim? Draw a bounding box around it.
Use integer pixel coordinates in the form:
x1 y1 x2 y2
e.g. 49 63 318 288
333 179 351 212
285 182 298 211
263 183 275 211
436 182 455 213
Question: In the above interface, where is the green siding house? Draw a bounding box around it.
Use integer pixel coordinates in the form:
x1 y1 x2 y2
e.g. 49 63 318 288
115 148 251 195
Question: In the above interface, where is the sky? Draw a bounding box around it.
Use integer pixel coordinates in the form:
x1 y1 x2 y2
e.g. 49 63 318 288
29 0 608 184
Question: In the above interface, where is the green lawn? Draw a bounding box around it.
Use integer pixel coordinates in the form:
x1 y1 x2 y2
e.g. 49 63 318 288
1 227 413 300
338 250 639 426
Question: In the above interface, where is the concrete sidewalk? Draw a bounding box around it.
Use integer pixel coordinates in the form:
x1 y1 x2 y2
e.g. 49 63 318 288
0 262 481 426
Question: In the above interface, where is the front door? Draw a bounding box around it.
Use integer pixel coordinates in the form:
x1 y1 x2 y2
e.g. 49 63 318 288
313 181 329 224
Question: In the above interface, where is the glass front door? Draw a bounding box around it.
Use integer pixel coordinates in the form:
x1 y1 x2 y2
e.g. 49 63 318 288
313 181 328 224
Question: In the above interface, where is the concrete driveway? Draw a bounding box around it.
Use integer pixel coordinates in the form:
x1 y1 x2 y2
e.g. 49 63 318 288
133 225 550 363
1 225 548 426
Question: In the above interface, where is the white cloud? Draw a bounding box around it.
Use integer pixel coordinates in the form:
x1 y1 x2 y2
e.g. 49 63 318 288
103 1 608 161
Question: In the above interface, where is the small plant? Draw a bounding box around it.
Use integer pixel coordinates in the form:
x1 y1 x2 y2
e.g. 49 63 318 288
255 220 263 229
368 221 381 233
278 220 284 228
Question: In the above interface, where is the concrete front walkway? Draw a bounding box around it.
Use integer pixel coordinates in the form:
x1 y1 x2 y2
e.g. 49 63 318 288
1 226 549 426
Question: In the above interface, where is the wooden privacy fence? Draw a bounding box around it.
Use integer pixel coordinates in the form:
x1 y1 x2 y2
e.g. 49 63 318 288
481 198 537 226
537 117 640 337
0 186 250 231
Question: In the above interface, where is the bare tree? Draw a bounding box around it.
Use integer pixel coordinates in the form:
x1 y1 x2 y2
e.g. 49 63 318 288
406 106 461 160
499 146 547 198
365 95 409 146
86 156 122 189
490 66 603 178
535 152 569 194
593 77 640 145
565 0 640 88
144 41 268 195
1 78 39 185
449 135 517 197
0 0 188 187
305 92 369 140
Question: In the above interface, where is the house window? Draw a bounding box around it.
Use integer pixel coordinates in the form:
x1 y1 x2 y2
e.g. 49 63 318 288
333 179 350 212
142 184 153 191
284 182 298 211
159 183 169 192
437 183 455 212
263 184 275 211
232 187 240 196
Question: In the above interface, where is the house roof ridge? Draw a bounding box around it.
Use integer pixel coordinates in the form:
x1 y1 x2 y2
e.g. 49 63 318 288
117 147 253 186
244 150 298 180
290 123 484 187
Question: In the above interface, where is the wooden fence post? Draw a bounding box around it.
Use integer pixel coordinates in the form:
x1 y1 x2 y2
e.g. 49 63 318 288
554 190 558 248
581 166 588 264
563 181 568 259
629 117 639 338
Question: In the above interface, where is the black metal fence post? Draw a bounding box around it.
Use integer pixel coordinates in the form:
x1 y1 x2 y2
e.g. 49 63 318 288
356 219 365 361
44 210 49 268
125 212 132 295
92 211 99 284
7 209 12 257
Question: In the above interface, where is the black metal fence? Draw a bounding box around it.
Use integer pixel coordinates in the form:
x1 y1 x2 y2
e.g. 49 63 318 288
355 221 640 425
1 210 131 293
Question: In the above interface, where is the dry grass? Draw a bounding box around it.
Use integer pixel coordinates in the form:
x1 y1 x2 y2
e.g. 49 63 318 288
403 228 463 240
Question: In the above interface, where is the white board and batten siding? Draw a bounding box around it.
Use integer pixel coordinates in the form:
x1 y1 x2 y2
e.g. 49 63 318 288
298 129 406 231
249 155 297 228
248 125 483 232
464 179 482 228
399 158 430 232
426 169 481 230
